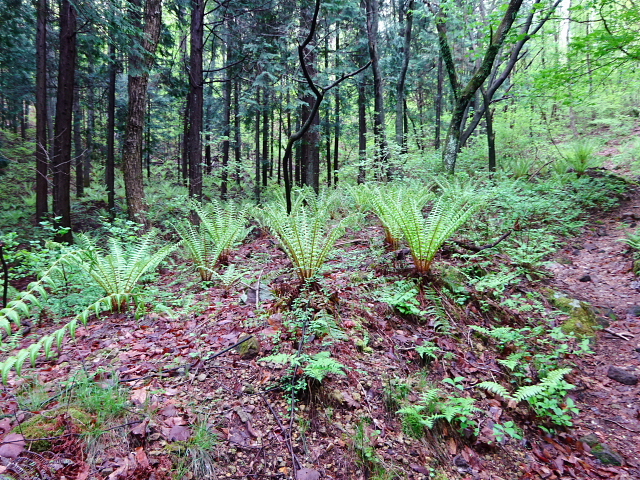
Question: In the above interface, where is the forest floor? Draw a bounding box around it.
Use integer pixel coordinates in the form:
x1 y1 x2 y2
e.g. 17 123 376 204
1 172 640 479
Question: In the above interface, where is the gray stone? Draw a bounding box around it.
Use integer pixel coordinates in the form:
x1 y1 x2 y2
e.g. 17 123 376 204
591 444 625 466
628 306 640 317
607 366 638 385
579 274 592 282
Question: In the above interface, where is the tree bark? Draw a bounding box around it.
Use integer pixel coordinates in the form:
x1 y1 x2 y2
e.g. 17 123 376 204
434 55 443 149
52 0 77 243
106 41 117 216
85 68 94 188
121 0 162 225
395 0 414 151
187 0 204 201
364 0 389 178
73 83 83 197
357 78 367 184
35 0 48 221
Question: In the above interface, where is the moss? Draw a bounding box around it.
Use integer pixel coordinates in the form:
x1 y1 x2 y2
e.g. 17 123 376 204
547 291 601 338
236 335 260 359
12 407 94 452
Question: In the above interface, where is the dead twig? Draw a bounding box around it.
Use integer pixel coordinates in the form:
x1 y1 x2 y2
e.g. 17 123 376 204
603 328 634 340
454 230 513 253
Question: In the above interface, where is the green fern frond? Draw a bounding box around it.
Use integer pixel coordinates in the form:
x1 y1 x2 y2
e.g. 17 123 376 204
476 381 514 401
424 286 451 332
71 231 175 310
260 197 347 281
513 384 547 402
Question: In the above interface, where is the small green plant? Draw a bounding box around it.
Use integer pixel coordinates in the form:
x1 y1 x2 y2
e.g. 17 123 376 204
415 341 441 364
172 420 218 480
377 280 424 317
174 200 249 281
492 421 523 443
477 368 577 428
260 350 346 392
259 195 348 281
72 231 176 311
352 420 397 479
564 140 599 175
392 194 482 275
397 386 479 437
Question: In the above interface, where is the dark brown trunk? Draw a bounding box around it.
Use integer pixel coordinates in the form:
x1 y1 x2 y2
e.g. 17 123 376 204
35 0 48 221
122 0 162 225
106 41 116 215
364 0 388 179
52 0 77 243
357 79 367 184
233 78 241 186
435 55 443 149
254 89 260 204
187 0 204 201
73 84 83 197
395 0 414 150
85 69 94 188
262 89 269 188
221 51 231 199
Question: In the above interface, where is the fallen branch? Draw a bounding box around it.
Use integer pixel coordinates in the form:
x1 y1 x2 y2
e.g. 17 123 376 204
454 230 513 253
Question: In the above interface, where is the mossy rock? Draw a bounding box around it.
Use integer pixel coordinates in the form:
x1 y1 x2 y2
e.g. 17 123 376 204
547 291 602 337
12 407 94 452
235 335 260 359
634 259 640 276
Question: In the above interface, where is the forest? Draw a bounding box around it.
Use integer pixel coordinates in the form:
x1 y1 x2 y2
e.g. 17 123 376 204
0 0 639 478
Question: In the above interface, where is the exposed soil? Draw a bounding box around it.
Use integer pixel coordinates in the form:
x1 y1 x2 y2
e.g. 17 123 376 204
546 183 640 477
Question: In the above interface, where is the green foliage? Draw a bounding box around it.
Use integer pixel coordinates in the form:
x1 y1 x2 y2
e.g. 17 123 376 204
477 368 577 427
72 231 176 311
391 193 482 274
492 421 522 443
397 385 479 437
377 279 424 317
261 350 346 384
351 183 433 249
174 201 249 282
68 373 129 423
564 140 600 175
259 194 348 281
171 419 218 480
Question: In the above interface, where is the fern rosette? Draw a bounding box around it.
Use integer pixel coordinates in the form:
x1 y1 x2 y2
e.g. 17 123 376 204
260 201 347 281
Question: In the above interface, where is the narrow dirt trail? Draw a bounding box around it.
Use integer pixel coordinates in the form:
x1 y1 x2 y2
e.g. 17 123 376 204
545 183 640 475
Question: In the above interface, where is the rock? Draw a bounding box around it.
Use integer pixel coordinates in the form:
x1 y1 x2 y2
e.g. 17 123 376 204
628 306 640 317
547 291 601 338
607 366 638 385
579 274 592 282
591 444 625 466
236 335 260 359
579 434 625 466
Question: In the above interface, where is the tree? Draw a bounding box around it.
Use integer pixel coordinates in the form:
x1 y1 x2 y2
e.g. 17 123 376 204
35 0 48 221
429 0 525 173
121 0 163 225
52 0 77 243
187 0 204 201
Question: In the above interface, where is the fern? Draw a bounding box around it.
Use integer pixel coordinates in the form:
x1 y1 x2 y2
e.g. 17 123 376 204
175 200 249 281
351 184 433 250
392 194 481 274
477 368 573 403
72 231 175 311
424 286 451 332
0 251 77 339
260 197 348 281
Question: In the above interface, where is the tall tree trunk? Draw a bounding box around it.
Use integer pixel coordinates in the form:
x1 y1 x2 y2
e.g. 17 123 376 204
434 56 443 149
333 27 340 186
482 89 496 172
85 68 94 188
221 72 231 199
233 78 241 186
254 89 261 204
262 89 269 187
435 0 524 173
395 0 414 151
364 0 388 179
73 83 83 197
187 0 204 201
357 78 367 184
122 0 162 224
35 0 48 221
52 0 77 243
106 41 116 216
